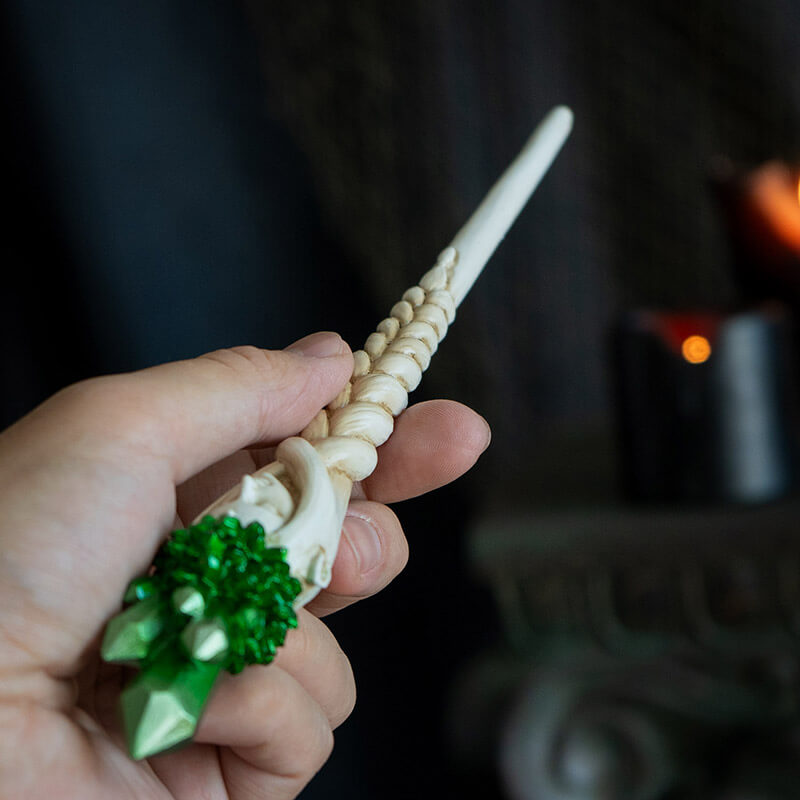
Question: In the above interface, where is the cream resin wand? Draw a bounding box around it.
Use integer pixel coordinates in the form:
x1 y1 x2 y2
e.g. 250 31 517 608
101 105 574 759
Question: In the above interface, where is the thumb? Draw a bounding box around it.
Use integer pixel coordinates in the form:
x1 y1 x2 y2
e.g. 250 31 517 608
0 332 353 488
110 332 354 484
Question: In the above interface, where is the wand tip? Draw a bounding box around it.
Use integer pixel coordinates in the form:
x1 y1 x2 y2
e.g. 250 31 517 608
544 105 574 137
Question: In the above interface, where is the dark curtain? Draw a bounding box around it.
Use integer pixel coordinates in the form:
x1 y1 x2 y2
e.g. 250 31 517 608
3 1 800 798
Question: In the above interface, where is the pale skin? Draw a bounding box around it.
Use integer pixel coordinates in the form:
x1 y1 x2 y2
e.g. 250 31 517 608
0 331 491 800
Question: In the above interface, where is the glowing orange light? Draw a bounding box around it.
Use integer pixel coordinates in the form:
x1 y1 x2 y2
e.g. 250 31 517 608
748 164 800 253
682 335 712 364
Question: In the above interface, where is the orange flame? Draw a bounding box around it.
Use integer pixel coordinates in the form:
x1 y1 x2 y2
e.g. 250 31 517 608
682 335 712 364
749 164 800 252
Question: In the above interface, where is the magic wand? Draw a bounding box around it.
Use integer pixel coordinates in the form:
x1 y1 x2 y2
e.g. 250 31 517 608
101 105 574 759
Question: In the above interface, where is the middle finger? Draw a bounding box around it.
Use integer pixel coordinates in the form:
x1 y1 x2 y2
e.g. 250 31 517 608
273 608 357 728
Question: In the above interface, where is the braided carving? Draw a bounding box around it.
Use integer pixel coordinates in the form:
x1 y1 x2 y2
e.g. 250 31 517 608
198 246 458 604
301 245 458 480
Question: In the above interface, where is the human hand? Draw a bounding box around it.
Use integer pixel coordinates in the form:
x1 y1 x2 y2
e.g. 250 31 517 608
0 332 490 799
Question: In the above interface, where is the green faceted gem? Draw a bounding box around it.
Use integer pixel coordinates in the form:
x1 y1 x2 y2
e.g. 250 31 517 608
121 659 221 760
124 577 157 603
172 586 205 617
109 513 306 757
101 598 164 663
181 618 229 662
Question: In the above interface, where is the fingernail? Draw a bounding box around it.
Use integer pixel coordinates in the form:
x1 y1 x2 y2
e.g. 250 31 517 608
285 332 346 358
343 514 382 574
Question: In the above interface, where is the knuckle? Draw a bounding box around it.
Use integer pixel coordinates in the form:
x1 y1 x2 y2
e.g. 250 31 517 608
395 529 410 573
316 722 335 765
52 376 149 442
321 640 356 729
332 652 357 728
198 346 314 431
320 725 335 764
292 716 334 779
282 614 314 663
278 614 357 729
199 345 285 379
55 376 121 419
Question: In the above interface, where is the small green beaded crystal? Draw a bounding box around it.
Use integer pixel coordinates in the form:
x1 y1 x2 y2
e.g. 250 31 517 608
102 515 303 759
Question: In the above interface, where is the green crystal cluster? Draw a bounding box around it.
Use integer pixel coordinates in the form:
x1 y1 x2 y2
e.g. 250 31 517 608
102 515 303 758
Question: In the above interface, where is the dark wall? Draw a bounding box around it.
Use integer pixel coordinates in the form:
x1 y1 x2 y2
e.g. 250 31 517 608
1 0 366 429
245 0 800 497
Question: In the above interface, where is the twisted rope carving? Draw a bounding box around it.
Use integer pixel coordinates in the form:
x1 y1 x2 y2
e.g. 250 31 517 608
301 246 458 482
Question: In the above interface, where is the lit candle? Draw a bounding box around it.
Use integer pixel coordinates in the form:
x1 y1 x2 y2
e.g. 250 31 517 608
714 160 800 302
745 161 800 255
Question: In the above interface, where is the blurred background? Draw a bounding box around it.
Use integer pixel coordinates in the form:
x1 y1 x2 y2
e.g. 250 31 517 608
3 1 800 797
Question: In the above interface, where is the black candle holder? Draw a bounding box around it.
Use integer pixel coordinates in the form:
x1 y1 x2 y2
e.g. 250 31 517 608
612 307 798 505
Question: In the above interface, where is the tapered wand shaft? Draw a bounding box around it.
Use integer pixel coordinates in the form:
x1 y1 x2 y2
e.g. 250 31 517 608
448 105 573 306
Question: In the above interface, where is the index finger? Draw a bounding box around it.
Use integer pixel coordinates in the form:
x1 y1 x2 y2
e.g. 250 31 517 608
360 400 491 503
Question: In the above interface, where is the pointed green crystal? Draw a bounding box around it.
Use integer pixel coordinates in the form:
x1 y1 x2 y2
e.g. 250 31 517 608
124 577 157 603
101 598 163 663
181 618 228 662
121 659 221 760
105 515 305 759
172 586 205 617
